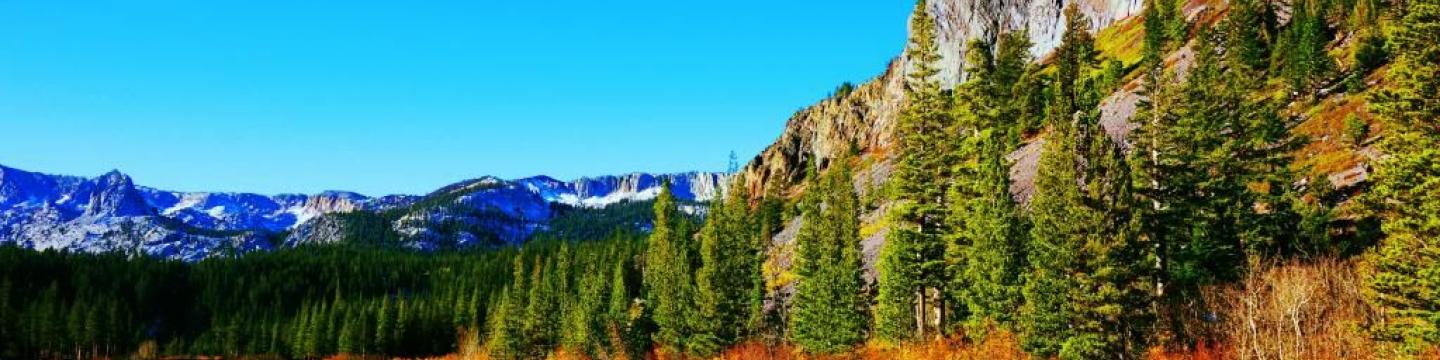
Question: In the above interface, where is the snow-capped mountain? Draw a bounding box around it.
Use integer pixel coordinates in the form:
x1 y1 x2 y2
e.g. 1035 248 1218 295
0 164 728 260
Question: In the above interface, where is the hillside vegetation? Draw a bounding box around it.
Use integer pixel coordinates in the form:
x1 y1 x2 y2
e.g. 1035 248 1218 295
2 0 1439 358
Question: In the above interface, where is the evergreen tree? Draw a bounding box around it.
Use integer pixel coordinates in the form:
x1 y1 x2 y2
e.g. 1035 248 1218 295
945 32 1033 334
522 251 564 351
561 262 608 356
877 0 953 343
485 287 524 359
337 307 358 354
788 159 868 353
642 185 696 353
948 129 1027 332
1366 0 1440 352
691 177 757 356
606 258 637 356
1226 0 1276 71
1142 0 1168 63
1020 5 1153 359
374 295 392 354
1275 0 1335 92
1131 24 1300 340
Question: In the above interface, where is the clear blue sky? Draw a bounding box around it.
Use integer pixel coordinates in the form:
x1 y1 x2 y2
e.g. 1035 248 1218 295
0 0 911 196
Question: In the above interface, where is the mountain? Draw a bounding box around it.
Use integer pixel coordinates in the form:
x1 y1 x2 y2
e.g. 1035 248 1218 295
735 0 1147 288
0 164 726 260
741 0 1378 294
737 0 1143 199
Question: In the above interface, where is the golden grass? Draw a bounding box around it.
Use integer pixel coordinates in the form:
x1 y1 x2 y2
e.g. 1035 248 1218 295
710 332 1028 360
1095 16 1147 67
1292 94 1372 177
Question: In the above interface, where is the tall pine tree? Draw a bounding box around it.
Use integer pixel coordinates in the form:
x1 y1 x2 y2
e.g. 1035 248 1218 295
1020 5 1153 359
1366 0 1440 352
876 0 954 343
945 33 1031 334
691 176 758 356
788 159 868 353
642 185 696 354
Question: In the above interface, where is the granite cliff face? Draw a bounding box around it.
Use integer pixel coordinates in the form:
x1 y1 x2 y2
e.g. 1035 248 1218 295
738 0 1142 198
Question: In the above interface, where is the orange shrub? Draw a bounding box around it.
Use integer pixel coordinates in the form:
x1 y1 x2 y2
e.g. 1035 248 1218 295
1205 258 1378 360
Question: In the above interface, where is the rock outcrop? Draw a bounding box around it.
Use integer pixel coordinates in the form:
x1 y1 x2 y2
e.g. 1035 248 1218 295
739 0 1143 199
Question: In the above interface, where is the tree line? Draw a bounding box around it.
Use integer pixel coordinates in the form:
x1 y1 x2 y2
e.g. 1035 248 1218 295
2 0 1436 357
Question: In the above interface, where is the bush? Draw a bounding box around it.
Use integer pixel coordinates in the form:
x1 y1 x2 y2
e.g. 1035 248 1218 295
1344 114 1369 146
1207 259 1378 359
1353 33 1388 73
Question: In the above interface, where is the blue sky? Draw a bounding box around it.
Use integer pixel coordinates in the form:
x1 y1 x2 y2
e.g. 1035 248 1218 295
0 0 911 196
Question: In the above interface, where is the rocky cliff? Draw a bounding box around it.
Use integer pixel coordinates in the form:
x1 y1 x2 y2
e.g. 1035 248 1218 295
744 0 1147 292
739 0 1143 199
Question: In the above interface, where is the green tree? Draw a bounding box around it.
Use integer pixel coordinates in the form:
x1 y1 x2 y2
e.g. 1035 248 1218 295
642 185 696 353
876 0 953 343
1142 0 1169 63
561 262 608 356
522 250 566 351
485 287 524 359
691 177 758 356
1275 0 1335 92
337 307 358 354
788 159 868 353
1020 5 1153 359
1226 0 1277 71
1366 0 1440 352
948 130 1027 332
943 33 1031 335
378 295 396 354
1132 25 1300 341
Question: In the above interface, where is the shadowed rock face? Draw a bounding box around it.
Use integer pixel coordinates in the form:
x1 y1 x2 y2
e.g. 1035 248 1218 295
739 0 1141 200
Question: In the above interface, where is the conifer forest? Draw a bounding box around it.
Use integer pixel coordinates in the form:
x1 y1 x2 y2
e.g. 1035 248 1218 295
3 0 1440 358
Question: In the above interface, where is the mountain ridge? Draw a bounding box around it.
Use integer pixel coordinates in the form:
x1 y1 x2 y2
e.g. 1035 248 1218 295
0 163 727 260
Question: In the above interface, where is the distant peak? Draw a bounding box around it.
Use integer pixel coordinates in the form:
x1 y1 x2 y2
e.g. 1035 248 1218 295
316 190 368 199
97 169 133 184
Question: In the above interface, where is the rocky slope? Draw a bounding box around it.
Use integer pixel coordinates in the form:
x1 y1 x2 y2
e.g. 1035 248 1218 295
738 0 1143 199
0 164 726 260
744 0 1174 291
750 0 1376 294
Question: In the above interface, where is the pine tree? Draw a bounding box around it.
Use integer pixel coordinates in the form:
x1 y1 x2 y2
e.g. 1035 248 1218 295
485 287 524 359
374 296 391 354
1141 0 1170 63
392 298 408 355
1275 0 1335 92
1020 5 1153 359
522 250 565 351
876 0 953 343
949 129 1027 332
606 259 636 357
942 32 1032 335
1366 0 1440 352
691 177 757 356
642 185 696 353
561 263 607 356
1226 0 1276 71
745 196 770 339
788 159 868 353
338 307 358 354
993 31 1036 146
1131 25 1300 340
